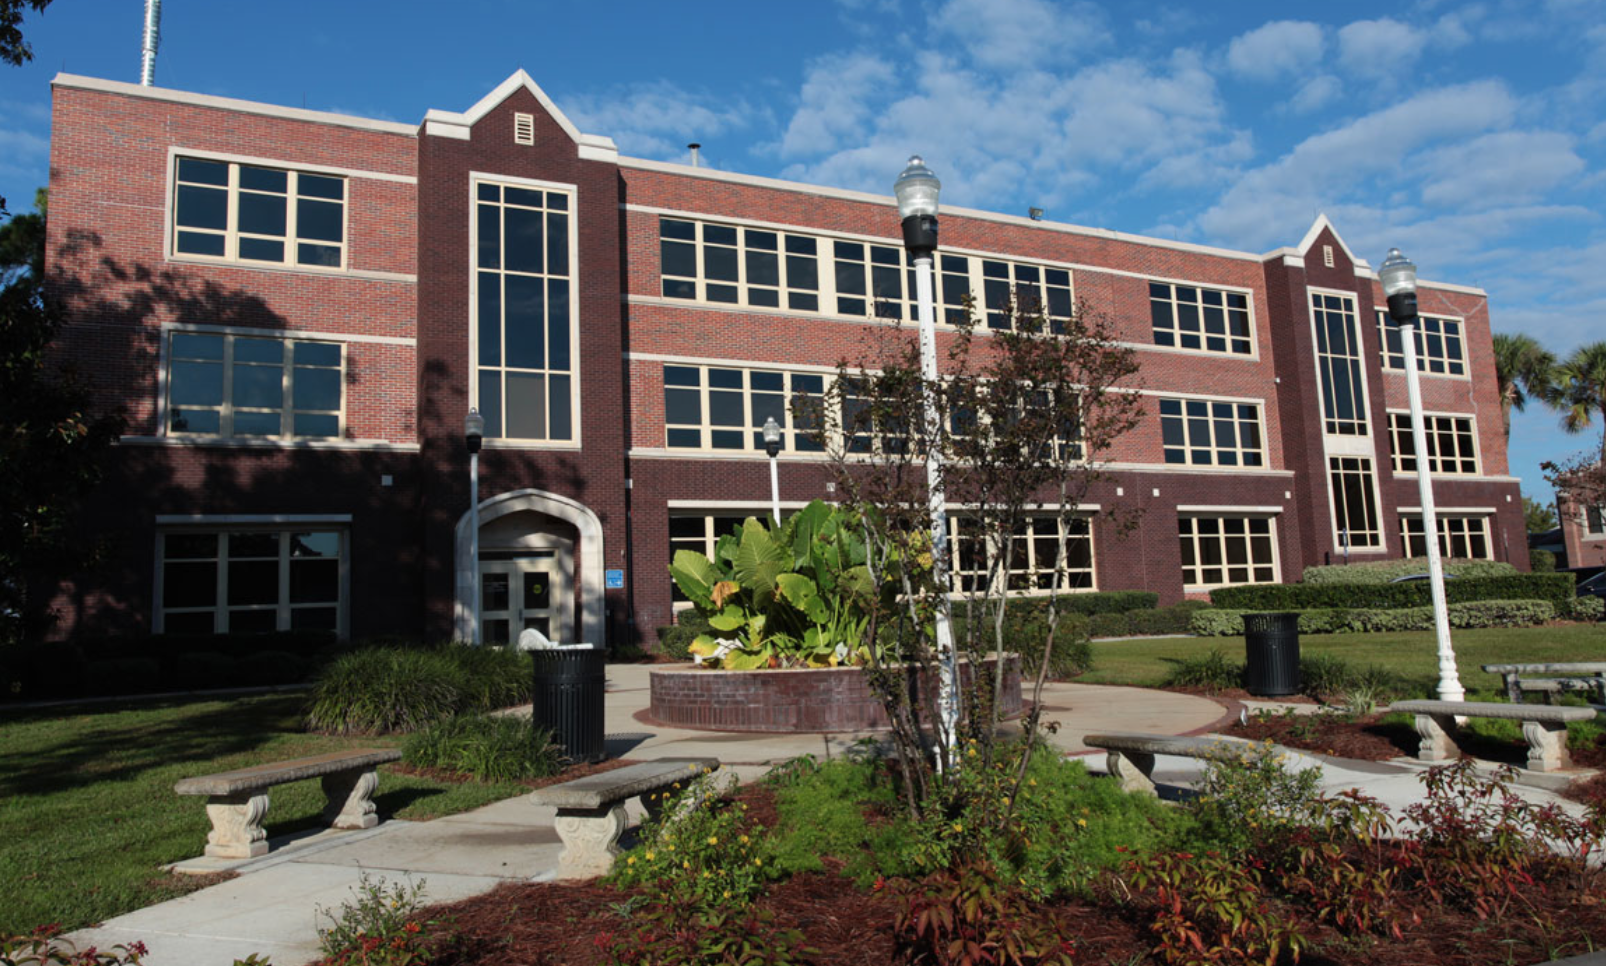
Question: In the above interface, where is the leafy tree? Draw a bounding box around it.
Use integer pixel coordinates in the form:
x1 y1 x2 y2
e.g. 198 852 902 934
1490 332 1555 440
1522 496 1557 534
0 0 52 67
0 188 125 642
811 291 1142 821
1550 341 1606 462
1543 438 1606 532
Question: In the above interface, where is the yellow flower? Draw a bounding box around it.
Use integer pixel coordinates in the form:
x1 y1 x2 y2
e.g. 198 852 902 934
1076 818 1087 828
627 856 636 866
667 844 676 852
683 861 691 870
952 822 963 834
1028 778 1037 787
688 764 699 771
673 782 681 789
1002 796 1011 806
723 890 732 898
754 858 763 867
967 747 977 757
739 834 750 844
707 836 718 846
646 852 655 861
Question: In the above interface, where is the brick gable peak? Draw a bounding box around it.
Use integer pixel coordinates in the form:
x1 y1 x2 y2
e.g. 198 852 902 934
420 69 618 161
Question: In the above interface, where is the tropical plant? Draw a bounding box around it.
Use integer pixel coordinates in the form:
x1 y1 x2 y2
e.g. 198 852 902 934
1490 332 1556 440
667 499 880 668
1550 341 1606 461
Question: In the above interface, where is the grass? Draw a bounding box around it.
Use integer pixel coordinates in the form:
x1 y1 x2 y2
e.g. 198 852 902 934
0 693 531 936
1079 624 1606 697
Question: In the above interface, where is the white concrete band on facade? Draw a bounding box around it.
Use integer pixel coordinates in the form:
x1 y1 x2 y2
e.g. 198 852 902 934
453 489 606 645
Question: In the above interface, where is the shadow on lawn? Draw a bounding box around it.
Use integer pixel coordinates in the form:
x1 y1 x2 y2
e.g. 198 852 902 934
0 694 309 799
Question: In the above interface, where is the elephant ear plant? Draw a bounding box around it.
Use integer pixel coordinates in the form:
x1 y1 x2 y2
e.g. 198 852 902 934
667 500 882 669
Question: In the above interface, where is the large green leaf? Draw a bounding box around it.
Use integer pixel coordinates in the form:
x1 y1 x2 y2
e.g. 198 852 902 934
734 519 786 605
775 572 819 612
708 605 746 633
668 550 722 606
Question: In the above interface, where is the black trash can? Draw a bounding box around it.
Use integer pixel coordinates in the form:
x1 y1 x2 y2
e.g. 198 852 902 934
530 648 606 763
1243 612 1301 697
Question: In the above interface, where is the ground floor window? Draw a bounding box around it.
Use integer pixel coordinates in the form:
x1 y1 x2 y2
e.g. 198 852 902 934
1399 514 1491 560
159 529 344 634
949 515 1095 594
668 512 757 602
1179 515 1278 589
1329 456 1382 549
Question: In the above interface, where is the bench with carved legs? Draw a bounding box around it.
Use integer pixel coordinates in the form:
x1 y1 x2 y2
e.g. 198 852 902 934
174 748 401 859
1083 732 1263 796
1390 700 1598 773
529 757 719 880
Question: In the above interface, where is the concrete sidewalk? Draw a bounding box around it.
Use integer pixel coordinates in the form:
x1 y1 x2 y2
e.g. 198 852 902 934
63 666 1591 965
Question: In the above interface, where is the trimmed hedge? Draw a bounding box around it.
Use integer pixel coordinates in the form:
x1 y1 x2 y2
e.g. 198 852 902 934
1190 599 1557 637
1301 558 1518 584
1564 595 1604 621
1210 573 1574 611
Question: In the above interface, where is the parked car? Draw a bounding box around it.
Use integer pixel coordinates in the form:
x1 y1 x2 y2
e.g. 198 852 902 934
1389 572 1460 584
1578 572 1606 601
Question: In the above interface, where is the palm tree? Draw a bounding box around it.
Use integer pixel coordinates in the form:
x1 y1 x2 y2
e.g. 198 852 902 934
1491 332 1555 440
1551 341 1606 461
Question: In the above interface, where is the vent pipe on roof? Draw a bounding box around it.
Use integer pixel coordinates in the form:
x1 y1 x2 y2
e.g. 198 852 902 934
688 143 701 168
140 0 162 86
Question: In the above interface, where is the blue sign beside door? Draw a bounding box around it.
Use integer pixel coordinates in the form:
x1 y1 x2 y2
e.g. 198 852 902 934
605 569 625 589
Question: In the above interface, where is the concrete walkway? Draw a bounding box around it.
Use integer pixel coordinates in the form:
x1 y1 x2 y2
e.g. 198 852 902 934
64 666 1590 965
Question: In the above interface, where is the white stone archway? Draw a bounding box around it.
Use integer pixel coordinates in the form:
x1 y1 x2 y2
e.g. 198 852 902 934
454 489 605 644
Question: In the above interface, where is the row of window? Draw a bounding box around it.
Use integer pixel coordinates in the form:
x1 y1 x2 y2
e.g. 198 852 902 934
1376 312 1466 376
1386 411 1479 476
174 158 346 269
160 530 343 634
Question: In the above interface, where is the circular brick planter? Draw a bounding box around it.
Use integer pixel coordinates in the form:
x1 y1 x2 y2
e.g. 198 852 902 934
648 655 1022 733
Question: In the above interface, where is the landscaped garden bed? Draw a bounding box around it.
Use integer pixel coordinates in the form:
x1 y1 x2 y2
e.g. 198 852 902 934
324 751 1606 966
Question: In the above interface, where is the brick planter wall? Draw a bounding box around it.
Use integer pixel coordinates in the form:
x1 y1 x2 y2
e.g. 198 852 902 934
647 655 1021 733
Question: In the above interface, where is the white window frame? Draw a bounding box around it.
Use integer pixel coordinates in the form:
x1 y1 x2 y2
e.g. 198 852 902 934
1309 288 1371 438
1178 513 1281 590
1398 513 1493 560
1148 281 1255 356
154 524 349 637
1386 410 1481 476
468 173 583 448
168 155 348 271
948 513 1098 596
162 328 346 441
1375 310 1469 379
662 363 833 454
1328 455 1385 551
1157 396 1267 468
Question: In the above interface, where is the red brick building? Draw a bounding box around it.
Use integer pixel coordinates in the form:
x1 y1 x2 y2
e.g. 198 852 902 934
41 71 1527 648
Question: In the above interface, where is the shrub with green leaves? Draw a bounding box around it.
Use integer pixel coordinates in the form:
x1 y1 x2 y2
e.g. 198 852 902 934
1087 611 1134 638
957 602 1093 679
1212 573 1573 610
402 713 562 780
306 644 532 735
1564 595 1604 621
611 771 780 906
1162 647 1242 692
1190 599 1557 636
316 873 435 966
1189 741 1324 856
655 611 709 661
1529 548 1557 573
1302 558 1518 584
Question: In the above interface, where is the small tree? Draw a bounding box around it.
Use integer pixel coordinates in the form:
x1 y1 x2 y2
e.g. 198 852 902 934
806 292 1142 823
1543 437 1606 538
1522 496 1558 534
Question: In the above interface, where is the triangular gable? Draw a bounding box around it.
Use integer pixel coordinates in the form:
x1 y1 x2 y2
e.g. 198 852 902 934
421 70 617 158
1294 214 1370 273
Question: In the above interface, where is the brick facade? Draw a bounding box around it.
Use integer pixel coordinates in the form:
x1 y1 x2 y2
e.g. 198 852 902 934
41 71 1526 648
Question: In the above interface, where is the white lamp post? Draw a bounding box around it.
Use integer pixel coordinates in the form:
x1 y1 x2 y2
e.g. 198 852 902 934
894 156 959 757
1379 248 1464 702
465 407 485 647
762 416 783 526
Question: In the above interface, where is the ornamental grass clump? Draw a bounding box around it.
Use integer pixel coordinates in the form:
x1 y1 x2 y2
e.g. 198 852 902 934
306 644 531 735
401 714 561 780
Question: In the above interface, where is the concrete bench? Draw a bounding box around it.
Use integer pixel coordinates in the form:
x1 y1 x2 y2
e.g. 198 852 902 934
174 748 401 859
1482 663 1606 705
530 757 719 879
1084 732 1261 796
1391 699 1599 773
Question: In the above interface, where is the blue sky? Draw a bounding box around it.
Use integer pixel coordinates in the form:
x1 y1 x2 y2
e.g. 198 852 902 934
2 0 1603 507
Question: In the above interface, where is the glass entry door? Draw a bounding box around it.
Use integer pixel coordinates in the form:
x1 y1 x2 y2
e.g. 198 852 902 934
479 550 572 644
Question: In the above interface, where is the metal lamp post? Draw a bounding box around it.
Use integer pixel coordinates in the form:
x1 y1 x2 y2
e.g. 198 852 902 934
894 156 959 757
1379 248 1464 702
762 416 783 526
465 407 485 646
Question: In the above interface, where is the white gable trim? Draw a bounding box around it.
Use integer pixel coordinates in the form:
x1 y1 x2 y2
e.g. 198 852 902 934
422 69 619 160
1293 214 1371 273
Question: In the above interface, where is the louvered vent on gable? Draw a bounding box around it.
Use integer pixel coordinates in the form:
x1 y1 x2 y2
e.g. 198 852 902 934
1323 244 1334 268
514 113 535 145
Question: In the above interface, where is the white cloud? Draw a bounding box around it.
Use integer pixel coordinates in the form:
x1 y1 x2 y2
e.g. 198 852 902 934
931 0 1110 71
563 82 756 161
0 128 48 158
1225 20 1325 81
1337 18 1428 77
1417 131 1585 209
1289 74 1343 114
771 51 897 160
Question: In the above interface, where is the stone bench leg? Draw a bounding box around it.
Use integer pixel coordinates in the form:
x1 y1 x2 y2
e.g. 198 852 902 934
1106 751 1157 796
205 792 271 859
1522 720 1572 772
1413 713 1458 762
322 767 382 830
552 804 627 880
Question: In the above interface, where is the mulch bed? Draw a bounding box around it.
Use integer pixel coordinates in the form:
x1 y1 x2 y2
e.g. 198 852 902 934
1230 709 1606 770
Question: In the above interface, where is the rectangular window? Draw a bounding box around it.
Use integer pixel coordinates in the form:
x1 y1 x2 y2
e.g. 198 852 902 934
1387 412 1479 475
1150 282 1252 355
159 529 343 634
1178 516 1278 588
668 513 750 602
475 181 575 442
1376 311 1466 376
172 157 346 269
1158 397 1264 467
1585 506 1604 535
167 332 342 439
1399 515 1492 560
983 261 1073 332
662 365 828 453
1329 456 1382 548
949 515 1094 594
659 218 821 312
834 239 911 319
1312 292 1368 435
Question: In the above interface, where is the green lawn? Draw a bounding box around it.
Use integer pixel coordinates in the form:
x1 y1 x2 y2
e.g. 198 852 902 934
1079 624 1606 696
0 694 529 936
